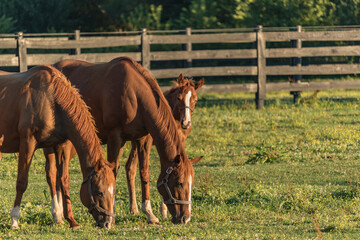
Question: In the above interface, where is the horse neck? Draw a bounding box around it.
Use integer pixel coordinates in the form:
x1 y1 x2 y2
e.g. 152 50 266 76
64 119 103 178
47 67 104 179
165 89 181 121
142 99 183 167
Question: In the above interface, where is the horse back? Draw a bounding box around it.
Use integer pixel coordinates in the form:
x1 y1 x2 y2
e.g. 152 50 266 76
53 58 152 141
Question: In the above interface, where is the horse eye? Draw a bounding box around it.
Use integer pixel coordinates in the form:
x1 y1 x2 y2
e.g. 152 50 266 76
177 96 181 100
176 182 183 188
97 192 104 197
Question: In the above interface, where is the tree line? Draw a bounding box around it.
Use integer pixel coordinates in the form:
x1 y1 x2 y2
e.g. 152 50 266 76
1 0 360 34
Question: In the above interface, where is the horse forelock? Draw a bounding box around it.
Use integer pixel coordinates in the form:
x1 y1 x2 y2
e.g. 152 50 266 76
38 65 105 164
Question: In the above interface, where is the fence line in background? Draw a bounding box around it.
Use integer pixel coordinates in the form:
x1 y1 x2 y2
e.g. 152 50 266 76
2 26 360 108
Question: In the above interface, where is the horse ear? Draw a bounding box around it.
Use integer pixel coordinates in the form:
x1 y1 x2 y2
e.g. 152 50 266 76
0 134 3 146
177 74 184 85
190 156 203 164
195 78 204 91
108 161 117 172
94 160 107 172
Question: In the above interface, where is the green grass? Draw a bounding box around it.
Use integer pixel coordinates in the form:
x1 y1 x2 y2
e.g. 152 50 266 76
2 89 360 239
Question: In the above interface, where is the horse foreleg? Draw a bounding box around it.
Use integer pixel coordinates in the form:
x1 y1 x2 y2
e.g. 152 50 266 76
107 128 125 176
107 128 125 222
137 136 159 224
11 135 36 229
44 147 64 224
125 141 139 215
56 141 79 229
160 201 168 219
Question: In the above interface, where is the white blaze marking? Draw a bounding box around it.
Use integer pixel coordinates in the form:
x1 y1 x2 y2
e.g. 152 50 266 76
184 91 192 122
108 185 114 197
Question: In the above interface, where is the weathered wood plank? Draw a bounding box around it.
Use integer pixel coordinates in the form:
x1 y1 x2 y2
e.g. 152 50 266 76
0 55 18 66
161 83 258 93
264 30 360 42
25 35 141 49
160 80 360 94
267 45 360 58
149 32 256 44
152 66 257 79
267 80 360 92
0 38 17 49
266 64 360 75
26 52 141 65
151 49 257 61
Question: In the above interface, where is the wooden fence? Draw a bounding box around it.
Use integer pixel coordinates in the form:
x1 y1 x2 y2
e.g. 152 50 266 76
2 26 360 108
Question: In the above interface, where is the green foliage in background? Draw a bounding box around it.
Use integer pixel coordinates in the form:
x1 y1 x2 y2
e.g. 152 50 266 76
1 0 360 33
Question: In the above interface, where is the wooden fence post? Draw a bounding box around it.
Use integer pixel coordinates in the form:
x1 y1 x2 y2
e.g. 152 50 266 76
256 25 266 109
74 30 81 55
141 28 150 69
70 30 81 55
17 32 28 72
291 25 302 103
183 27 192 68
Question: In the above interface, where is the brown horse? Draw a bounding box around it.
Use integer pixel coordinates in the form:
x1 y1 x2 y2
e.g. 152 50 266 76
46 57 202 224
0 65 116 229
125 74 204 223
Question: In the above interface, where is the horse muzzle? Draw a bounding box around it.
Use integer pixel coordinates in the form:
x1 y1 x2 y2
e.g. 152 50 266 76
181 119 191 129
97 218 113 229
172 214 191 224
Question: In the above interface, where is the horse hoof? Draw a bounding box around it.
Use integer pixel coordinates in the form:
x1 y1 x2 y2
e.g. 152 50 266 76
10 225 19 230
147 217 159 224
54 217 64 225
130 209 139 215
71 224 81 230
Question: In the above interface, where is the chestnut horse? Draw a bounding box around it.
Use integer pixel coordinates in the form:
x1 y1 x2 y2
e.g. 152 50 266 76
0 65 116 229
46 57 202 224
125 74 204 223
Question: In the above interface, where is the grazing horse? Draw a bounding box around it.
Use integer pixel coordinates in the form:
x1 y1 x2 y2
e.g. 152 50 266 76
46 57 202 225
0 65 116 229
125 74 204 223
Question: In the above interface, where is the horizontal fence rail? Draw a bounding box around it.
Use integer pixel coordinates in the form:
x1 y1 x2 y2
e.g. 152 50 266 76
2 26 360 108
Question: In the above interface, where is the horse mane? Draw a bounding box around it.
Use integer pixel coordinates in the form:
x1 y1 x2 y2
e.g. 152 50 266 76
114 57 184 156
33 65 104 164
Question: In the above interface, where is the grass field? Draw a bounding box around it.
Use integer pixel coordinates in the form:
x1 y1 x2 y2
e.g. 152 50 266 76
2 89 360 239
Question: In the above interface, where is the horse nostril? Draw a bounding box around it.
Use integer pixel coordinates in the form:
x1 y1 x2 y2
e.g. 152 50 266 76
181 215 191 224
104 221 111 229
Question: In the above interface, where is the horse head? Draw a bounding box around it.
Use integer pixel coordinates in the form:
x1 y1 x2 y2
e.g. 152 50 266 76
157 154 203 224
176 74 204 129
80 160 116 229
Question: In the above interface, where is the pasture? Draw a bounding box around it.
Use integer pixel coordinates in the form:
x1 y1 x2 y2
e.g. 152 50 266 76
1 89 360 239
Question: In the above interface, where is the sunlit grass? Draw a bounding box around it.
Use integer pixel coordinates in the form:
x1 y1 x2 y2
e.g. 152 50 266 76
2 89 360 239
